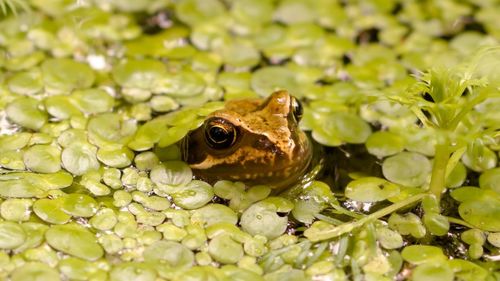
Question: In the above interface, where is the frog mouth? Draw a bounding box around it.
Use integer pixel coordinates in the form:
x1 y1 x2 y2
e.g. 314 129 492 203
188 152 313 189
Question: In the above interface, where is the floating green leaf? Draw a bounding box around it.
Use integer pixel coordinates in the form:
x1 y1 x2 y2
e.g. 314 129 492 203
382 152 431 187
109 262 156 281
61 143 100 176
11 262 61 281
240 200 289 239
71 88 114 114
62 193 98 218
44 95 82 119
411 262 453 281
41 58 95 93
97 147 134 168
6 97 48 130
143 240 194 269
191 204 238 227
457 190 500 231
150 161 192 189
208 233 244 264
251 66 298 97
401 245 447 265
33 198 71 224
170 180 214 210
7 69 43 95
478 167 500 195
154 70 206 97
23 144 61 173
112 59 166 89
345 177 400 202
365 131 405 158
175 0 226 26
0 221 26 249
0 198 32 221
87 113 137 149
45 223 104 261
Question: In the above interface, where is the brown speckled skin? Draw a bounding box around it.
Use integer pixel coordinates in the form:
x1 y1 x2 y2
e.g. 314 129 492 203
181 90 312 189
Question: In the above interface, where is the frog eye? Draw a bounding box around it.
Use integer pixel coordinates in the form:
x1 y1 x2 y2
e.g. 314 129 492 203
291 96 303 122
204 118 238 149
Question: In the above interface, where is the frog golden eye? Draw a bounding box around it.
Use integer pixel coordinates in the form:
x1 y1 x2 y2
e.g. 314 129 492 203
291 97 303 121
204 118 237 149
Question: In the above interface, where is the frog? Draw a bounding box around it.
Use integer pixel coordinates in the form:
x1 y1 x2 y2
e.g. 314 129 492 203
181 90 313 190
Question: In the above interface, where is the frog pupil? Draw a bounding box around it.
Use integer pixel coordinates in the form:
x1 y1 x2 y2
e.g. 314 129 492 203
210 126 229 143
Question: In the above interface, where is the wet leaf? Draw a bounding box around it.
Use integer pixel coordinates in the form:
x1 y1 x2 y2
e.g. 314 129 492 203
382 152 431 187
45 223 103 261
240 200 289 239
41 58 95 93
0 221 26 249
112 59 166 90
11 262 61 281
61 143 100 176
6 97 48 130
23 144 61 173
345 177 400 202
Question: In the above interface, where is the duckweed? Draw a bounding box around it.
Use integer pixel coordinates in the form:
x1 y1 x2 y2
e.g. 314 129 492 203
6 97 48 130
15 223 48 252
143 240 194 270
345 177 400 203
0 199 32 221
23 144 61 173
96 147 134 168
61 143 100 176
112 59 166 90
10 262 60 281
41 58 95 93
45 224 104 261
208 233 244 264
240 199 290 239
62 193 98 218
214 181 271 212
150 161 192 189
7 69 42 95
89 208 117 230
170 180 214 209
71 88 114 114
382 152 432 187
0 222 26 249
191 204 238 227
44 95 81 120
58 257 93 280
109 262 157 281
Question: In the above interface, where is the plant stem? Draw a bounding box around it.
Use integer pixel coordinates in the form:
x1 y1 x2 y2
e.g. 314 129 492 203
350 193 426 229
429 142 450 200
306 193 426 241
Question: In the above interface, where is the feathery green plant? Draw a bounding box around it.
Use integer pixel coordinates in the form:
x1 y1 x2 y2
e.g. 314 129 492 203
0 0 30 16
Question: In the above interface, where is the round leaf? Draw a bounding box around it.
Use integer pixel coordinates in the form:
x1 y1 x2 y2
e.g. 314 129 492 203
42 58 95 92
345 177 400 202
382 152 431 187
6 97 48 130
45 224 104 261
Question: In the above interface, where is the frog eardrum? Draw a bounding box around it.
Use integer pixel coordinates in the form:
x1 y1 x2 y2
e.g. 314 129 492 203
181 90 312 189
